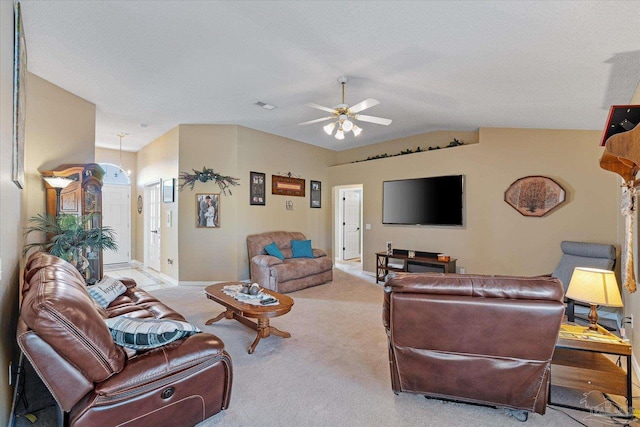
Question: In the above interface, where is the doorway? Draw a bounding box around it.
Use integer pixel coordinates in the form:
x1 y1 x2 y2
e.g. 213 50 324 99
144 181 162 272
99 163 132 265
336 186 363 262
102 184 131 264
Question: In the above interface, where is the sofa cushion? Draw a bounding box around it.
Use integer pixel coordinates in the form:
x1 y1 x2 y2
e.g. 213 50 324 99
106 316 201 350
88 276 127 308
264 242 285 260
272 256 333 282
291 239 313 258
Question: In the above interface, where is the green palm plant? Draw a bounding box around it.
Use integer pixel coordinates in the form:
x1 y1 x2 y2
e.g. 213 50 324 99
24 213 118 281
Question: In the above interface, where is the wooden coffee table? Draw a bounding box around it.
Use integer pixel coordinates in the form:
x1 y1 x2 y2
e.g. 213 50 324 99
204 282 294 354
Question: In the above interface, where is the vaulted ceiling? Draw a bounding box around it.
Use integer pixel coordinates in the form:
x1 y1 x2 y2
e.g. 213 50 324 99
19 1 640 152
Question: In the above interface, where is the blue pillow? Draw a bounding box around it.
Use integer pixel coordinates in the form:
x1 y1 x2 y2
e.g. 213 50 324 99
264 242 285 260
291 239 313 258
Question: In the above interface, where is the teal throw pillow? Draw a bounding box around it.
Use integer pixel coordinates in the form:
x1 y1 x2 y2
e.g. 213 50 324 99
291 239 313 258
264 242 285 260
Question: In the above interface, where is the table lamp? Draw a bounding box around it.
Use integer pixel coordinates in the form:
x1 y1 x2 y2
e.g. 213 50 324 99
565 267 622 331
42 176 75 216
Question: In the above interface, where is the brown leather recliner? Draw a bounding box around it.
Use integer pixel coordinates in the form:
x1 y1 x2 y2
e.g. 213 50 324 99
18 252 232 427
383 272 564 417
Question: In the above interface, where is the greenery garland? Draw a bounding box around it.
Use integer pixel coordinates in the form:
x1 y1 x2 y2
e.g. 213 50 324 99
353 138 464 163
178 166 240 195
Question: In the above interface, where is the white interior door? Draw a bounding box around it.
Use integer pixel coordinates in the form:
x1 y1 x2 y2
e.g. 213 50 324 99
102 184 131 264
145 182 161 272
343 189 362 260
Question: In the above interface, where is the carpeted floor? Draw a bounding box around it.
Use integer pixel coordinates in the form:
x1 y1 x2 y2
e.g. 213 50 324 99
150 269 634 427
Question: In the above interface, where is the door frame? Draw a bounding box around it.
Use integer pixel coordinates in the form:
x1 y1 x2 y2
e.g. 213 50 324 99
334 184 363 263
144 180 162 271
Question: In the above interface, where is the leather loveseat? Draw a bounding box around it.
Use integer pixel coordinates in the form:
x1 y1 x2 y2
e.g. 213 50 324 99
383 272 564 418
18 252 232 427
247 231 332 293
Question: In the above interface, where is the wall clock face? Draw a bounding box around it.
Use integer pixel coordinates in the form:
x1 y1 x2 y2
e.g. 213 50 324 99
137 195 143 214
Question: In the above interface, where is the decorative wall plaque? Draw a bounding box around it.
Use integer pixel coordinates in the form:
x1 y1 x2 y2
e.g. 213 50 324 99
504 176 566 217
272 174 305 197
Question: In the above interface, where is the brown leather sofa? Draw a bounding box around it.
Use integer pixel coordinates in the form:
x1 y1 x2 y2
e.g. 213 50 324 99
383 272 564 417
18 252 232 427
247 231 332 293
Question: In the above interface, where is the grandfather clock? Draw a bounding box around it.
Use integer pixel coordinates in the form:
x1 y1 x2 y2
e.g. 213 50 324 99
42 163 105 283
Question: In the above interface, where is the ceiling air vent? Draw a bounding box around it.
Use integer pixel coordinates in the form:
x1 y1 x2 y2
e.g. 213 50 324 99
254 101 276 110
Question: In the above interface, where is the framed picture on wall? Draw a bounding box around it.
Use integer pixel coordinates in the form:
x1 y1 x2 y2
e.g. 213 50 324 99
12 2 26 189
310 180 321 208
272 174 305 197
196 193 220 228
250 171 266 206
162 178 175 203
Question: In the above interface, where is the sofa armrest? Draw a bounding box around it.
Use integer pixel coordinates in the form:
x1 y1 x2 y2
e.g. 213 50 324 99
251 255 283 267
312 249 327 258
95 333 228 396
118 277 138 289
18 321 93 412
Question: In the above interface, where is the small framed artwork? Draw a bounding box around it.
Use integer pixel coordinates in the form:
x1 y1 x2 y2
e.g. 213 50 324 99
310 180 321 208
250 171 266 206
272 174 305 197
196 193 220 228
162 178 175 203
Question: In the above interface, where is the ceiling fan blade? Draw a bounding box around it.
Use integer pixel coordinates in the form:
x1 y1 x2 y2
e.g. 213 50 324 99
349 98 379 113
356 114 392 126
298 116 334 126
306 103 336 114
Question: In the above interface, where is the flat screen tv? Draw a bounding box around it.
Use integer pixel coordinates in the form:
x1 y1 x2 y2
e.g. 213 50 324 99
382 175 464 226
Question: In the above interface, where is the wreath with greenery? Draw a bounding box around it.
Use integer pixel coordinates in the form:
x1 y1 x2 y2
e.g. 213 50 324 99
178 166 240 195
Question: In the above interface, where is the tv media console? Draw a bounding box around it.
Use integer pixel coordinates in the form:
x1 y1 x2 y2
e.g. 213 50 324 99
375 249 456 284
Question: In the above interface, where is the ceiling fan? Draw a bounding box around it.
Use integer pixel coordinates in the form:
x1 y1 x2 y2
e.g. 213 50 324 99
298 76 392 140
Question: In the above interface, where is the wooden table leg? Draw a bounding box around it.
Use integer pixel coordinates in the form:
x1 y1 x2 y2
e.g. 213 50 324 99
205 309 233 325
269 326 291 338
247 318 291 354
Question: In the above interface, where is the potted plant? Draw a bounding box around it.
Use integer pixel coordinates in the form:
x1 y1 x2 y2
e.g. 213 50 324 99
24 213 118 283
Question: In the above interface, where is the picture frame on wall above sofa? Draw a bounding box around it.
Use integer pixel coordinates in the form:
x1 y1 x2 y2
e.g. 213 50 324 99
197 193 220 228
250 171 266 206
272 174 305 197
310 180 321 208
162 178 175 203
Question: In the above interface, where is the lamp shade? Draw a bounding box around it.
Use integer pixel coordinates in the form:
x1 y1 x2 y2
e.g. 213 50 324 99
565 267 623 307
42 176 74 189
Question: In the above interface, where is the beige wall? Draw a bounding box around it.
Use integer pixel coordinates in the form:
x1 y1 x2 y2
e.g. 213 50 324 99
235 126 335 279
142 124 336 283
95 147 138 261
329 127 620 277
335 130 479 165
24 72 96 230
136 127 179 280
177 125 238 282
0 2 23 423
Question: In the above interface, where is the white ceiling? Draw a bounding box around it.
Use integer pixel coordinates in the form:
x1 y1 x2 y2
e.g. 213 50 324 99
19 1 640 152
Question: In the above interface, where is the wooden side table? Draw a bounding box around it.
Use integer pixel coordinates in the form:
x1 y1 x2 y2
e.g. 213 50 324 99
550 322 632 417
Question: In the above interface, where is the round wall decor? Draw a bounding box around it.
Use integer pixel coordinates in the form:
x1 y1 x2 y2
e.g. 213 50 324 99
137 195 143 214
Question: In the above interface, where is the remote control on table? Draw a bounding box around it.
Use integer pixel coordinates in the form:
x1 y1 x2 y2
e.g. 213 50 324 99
260 297 277 305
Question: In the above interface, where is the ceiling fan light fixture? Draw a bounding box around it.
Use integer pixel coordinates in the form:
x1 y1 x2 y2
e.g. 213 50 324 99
342 119 353 132
323 122 336 135
335 128 345 140
352 124 362 137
